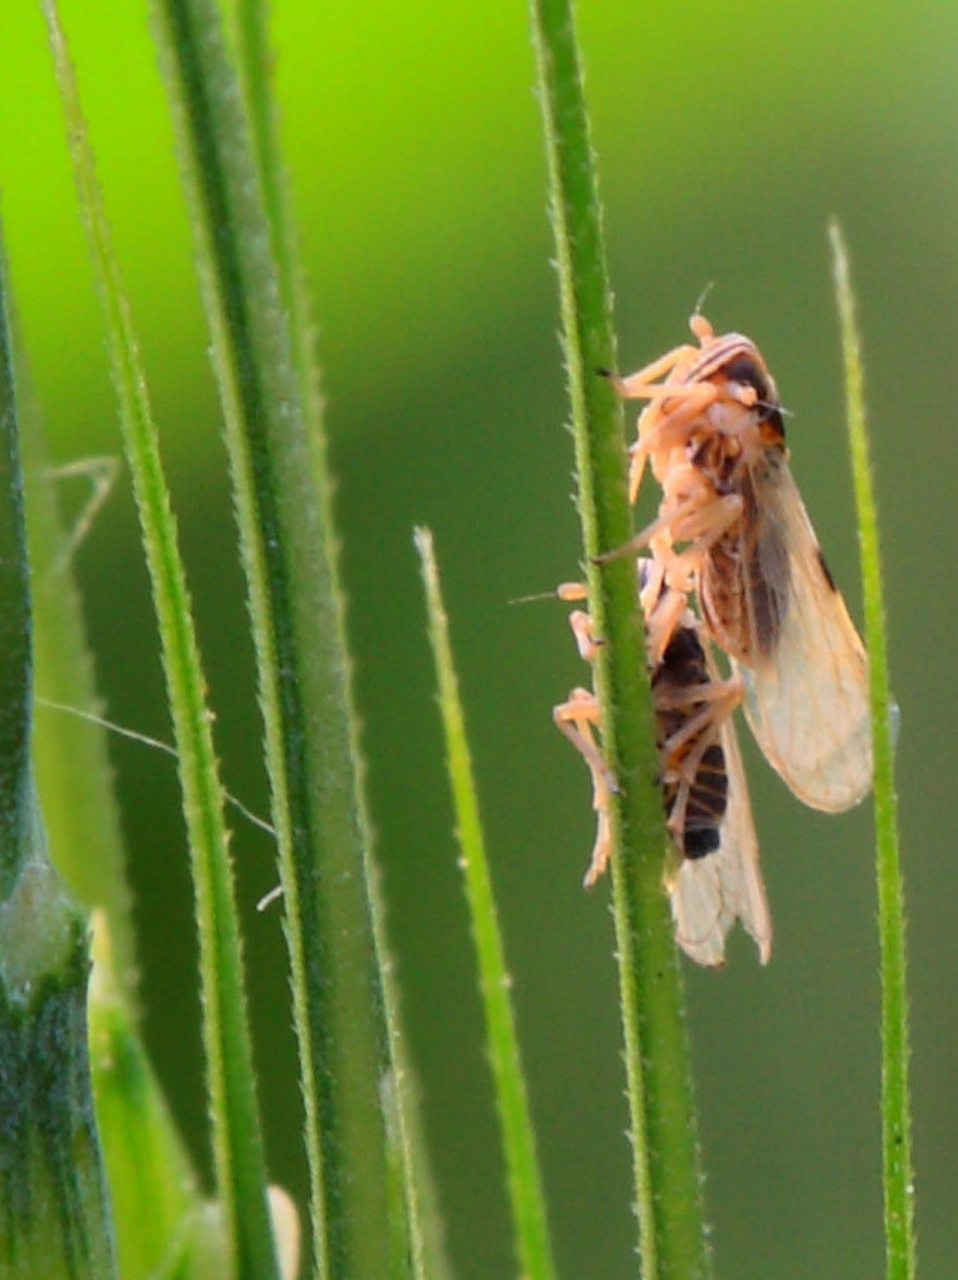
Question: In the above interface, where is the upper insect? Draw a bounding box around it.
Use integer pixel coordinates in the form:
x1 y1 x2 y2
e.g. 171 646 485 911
602 314 872 812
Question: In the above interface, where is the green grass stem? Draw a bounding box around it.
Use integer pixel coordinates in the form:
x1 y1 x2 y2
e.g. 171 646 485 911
231 3 434 1271
0 253 35 902
149 0 412 1273
0 217 117 1280
20 445 136 1002
415 526 557 1280
529 2 712 1276
830 222 916 1280
44 6 281 1276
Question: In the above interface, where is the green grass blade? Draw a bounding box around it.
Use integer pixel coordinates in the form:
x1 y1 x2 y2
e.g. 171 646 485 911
529 3 712 1277
43 7 281 1277
14 272 136 1008
415 527 557 1280
829 223 916 1280
231 3 435 1272
20 445 137 1002
0 259 35 902
148 1 408 1274
228 0 280 229
87 912 222 1280
0 222 116 1280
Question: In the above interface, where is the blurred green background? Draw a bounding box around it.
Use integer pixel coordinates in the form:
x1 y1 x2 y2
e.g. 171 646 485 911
0 1 954 1277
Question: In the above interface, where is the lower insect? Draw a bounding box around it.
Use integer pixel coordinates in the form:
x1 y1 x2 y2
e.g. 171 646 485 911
554 561 771 966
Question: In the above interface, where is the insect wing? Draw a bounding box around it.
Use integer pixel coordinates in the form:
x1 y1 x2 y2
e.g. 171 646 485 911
669 699 772 966
738 456 872 810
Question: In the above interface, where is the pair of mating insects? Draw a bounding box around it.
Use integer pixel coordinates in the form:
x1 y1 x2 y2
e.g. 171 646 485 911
555 315 871 966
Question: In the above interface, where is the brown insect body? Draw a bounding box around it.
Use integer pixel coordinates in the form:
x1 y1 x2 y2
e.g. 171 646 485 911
554 562 771 966
645 569 770 965
654 619 730 860
639 334 788 658
610 316 872 813
689 429 791 663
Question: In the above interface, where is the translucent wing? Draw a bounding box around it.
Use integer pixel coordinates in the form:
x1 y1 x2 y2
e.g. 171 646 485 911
735 453 872 810
668 672 772 967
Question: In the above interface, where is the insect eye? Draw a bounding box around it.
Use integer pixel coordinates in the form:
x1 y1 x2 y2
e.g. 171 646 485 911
723 353 785 435
723 354 771 404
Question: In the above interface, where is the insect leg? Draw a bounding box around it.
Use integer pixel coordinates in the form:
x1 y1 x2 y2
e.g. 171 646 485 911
657 675 743 748
597 476 739 585
663 732 714 846
661 493 744 587
628 382 720 501
644 587 690 666
603 342 700 399
567 609 602 662
659 678 742 842
553 687 616 886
